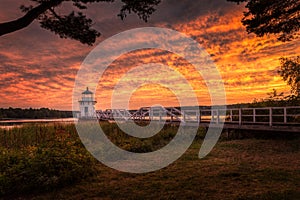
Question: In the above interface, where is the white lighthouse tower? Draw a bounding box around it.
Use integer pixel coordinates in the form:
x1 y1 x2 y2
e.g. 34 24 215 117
79 87 97 118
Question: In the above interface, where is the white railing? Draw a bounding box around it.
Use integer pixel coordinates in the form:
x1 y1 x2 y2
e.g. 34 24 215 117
224 107 300 126
95 106 300 127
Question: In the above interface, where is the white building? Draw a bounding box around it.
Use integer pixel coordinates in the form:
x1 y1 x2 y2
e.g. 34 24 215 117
78 87 97 118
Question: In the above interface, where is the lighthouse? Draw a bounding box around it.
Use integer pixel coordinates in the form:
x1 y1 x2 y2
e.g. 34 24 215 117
78 87 97 118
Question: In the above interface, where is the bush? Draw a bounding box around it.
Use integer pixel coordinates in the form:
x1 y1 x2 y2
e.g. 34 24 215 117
0 133 97 196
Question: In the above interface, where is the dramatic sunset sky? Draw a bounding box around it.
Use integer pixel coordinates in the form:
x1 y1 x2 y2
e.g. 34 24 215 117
0 0 299 110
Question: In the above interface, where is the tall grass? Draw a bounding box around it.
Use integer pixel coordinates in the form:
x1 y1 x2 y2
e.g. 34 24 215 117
0 123 97 196
99 122 206 152
0 122 206 196
0 123 76 148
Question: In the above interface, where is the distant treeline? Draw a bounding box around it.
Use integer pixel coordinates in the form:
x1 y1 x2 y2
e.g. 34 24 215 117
0 107 73 119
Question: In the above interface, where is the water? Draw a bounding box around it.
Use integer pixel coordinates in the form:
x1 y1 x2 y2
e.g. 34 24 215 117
0 118 78 129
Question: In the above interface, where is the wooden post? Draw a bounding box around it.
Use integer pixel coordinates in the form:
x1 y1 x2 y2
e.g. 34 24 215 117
269 108 272 126
239 108 242 126
230 109 233 122
284 107 287 124
253 108 256 123
159 110 162 122
199 111 202 123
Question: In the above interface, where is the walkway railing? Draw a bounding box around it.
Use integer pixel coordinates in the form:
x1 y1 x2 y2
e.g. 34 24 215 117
95 106 300 128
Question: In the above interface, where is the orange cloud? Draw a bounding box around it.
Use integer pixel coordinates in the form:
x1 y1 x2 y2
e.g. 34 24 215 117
91 9 299 110
0 1 298 110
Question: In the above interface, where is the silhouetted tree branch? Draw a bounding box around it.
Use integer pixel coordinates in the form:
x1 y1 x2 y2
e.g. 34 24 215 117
0 0 161 45
0 0 63 36
228 0 300 41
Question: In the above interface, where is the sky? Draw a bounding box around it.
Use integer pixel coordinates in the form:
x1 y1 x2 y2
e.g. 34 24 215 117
0 0 299 110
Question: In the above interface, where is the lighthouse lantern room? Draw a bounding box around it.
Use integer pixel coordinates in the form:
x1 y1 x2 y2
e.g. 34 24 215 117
79 87 97 118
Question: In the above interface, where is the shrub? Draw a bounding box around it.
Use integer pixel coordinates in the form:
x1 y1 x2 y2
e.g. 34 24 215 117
0 132 97 196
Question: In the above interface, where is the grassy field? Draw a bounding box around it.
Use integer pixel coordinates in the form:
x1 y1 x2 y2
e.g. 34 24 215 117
0 123 299 199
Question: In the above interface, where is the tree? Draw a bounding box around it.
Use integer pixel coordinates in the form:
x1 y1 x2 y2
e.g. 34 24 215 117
0 0 161 45
279 56 300 95
228 0 300 97
228 0 300 42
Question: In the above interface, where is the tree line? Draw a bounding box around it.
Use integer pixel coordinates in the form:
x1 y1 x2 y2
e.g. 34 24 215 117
0 107 73 119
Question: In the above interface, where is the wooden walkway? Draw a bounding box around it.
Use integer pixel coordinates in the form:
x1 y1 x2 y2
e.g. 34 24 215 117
95 106 300 133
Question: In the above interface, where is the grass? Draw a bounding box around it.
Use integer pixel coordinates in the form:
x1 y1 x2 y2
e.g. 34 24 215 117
0 123 98 196
0 122 299 199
